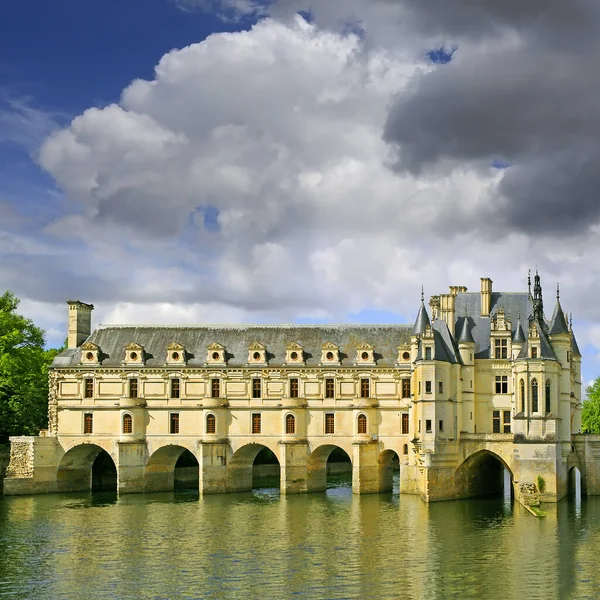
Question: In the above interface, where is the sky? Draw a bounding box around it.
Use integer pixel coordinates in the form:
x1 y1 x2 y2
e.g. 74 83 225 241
2 0 600 387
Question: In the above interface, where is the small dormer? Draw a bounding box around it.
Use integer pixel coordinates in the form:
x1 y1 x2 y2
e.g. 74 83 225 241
320 342 340 365
528 321 541 359
166 342 186 366
124 342 145 365
285 342 304 365
81 341 100 365
397 346 411 364
421 325 434 361
206 342 226 366
356 343 375 366
490 306 511 359
248 342 267 365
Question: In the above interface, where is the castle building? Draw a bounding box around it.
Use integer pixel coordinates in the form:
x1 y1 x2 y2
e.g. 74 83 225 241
3 273 592 504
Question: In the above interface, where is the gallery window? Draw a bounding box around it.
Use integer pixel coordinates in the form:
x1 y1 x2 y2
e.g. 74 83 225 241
252 413 262 434
325 378 335 399
286 414 295 434
171 378 180 399
402 413 409 434
290 378 299 398
402 378 411 398
493 410 501 433
325 413 335 434
495 376 508 394
360 379 370 398
425 381 432 394
84 378 93 399
545 380 551 414
206 413 216 434
122 413 133 434
532 378 539 413
357 413 367 434
170 412 180 434
83 413 93 434
494 338 508 359
425 419 432 433
252 379 262 399
211 378 220 399
129 378 138 399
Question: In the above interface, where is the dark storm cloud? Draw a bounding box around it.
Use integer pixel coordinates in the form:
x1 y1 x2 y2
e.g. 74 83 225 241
383 0 600 235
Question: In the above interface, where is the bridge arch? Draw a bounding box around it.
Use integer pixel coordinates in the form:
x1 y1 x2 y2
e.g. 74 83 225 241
455 450 514 499
227 443 281 493
145 444 199 492
307 444 353 493
57 443 117 493
378 449 401 493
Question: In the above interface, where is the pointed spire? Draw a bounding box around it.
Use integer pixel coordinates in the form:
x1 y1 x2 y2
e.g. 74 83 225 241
413 290 431 335
532 269 544 323
458 317 475 344
513 313 526 344
549 289 569 335
528 269 532 298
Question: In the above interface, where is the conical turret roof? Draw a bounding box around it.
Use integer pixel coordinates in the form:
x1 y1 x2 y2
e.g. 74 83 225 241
513 316 526 343
572 332 582 358
458 318 474 344
549 299 569 335
412 299 430 336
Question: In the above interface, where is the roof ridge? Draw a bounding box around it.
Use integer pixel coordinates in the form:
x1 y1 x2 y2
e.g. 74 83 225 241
96 323 413 329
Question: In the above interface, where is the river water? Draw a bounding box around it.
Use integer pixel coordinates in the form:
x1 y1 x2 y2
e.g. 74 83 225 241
0 478 598 600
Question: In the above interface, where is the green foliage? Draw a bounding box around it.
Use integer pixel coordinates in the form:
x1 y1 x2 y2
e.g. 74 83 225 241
0 292 63 443
536 475 546 494
582 377 600 434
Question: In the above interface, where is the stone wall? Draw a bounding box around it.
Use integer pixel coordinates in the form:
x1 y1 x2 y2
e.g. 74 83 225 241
0 446 9 494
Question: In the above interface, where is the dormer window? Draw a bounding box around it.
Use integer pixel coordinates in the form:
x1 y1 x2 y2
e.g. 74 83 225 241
531 346 538 359
425 346 432 361
248 343 267 365
356 343 375 365
285 343 304 365
206 343 226 365
81 342 100 365
397 347 411 363
321 343 340 365
494 338 508 359
125 342 144 365
166 342 186 365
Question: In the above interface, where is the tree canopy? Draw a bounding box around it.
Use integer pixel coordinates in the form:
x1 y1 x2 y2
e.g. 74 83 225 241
582 377 600 434
0 292 62 443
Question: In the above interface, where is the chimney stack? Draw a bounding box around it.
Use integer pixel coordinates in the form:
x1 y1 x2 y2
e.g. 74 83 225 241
480 278 493 317
67 301 94 349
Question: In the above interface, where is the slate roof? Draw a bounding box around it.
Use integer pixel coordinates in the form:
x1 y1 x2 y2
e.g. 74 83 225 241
549 300 569 335
454 292 533 359
412 302 430 335
457 316 475 344
572 332 582 358
52 324 414 368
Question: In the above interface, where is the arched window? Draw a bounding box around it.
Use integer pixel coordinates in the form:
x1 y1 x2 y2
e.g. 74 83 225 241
520 379 525 413
357 413 367 434
531 378 539 413
122 413 133 434
403 443 409 455
545 380 551 414
206 413 216 434
285 413 295 434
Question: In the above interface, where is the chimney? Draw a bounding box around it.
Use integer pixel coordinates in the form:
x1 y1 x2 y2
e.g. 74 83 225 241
67 301 94 349
480 278 493 316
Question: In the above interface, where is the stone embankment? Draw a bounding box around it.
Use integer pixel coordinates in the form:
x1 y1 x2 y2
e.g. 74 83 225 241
0 446 9 494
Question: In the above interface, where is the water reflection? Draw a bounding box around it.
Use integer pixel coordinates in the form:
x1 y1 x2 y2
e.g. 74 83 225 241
1 485 600 600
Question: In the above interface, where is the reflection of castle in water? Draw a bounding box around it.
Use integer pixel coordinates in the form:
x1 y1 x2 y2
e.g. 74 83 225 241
4 272 599 505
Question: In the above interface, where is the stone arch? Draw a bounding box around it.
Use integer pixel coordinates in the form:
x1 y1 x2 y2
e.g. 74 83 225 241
455 450 514 499
378 449 400 493
57 443 117 493
568 466 583 498
145 444 199 492
227 443 281 493
307 444 353 493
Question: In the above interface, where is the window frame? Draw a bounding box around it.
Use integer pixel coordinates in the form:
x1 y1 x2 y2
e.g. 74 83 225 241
438 381 443 394
531 378 539 413
251 412 262 434
492 410 501 433
324 378 335 399
495 375 508 394
169 412 180 434
503 410 511 434
171 378 180 399
83 412 93 434
425 419 432 434
211 378 220 399
129 378 138 399
285 413 295 435
545 380 551 414
402 378 411 399
401 413 409 435
425 380 432 394
290 378 299 399
325 412 335 434
357 413 367 434
252 378 262 399
360 378 370 398
122 412 133 434
84 378 94 399
494 338 508 359
206 413 216 434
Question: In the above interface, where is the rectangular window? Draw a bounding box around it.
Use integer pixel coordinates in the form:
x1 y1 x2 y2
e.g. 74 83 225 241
438 420 444 432
360 379 370 398
83 413 93 434
129 378 138 398
252 413 261 434
425 381 432 394
290 378 299 398
531 346 538 359
495 375 508 394
402 378 411 398
211 378 220 398
84 378 93 399
325 378 335 399
503 411 511 434
438 381 443 394
252 379 261 399
425 419 432 433
171 378 180 399
425 347 432 360
492 410 501 433
402 413 409 434
494 338 508 359
418 419 421 433
418 381 421 394
170 412 180 434
325 413 335 434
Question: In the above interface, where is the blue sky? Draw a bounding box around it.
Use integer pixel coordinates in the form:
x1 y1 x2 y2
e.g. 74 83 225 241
1 0 598 388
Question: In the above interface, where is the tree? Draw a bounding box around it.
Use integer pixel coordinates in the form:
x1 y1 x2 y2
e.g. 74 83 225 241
0 292 62 443
582 377 600 434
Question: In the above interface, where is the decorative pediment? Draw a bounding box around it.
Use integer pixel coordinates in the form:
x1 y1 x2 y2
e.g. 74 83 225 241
124 342 145 365
285 342 304 365
166 342 186 365
207 342 226 365
81 341 100 364
248 342 267 365
321 342 340 365
356 343 375 365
